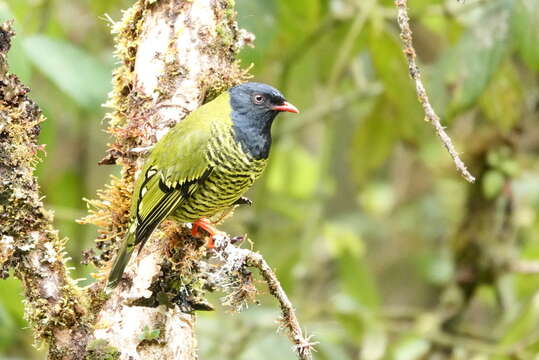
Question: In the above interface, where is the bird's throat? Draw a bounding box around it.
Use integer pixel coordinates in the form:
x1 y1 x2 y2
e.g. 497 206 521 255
231 111 276 160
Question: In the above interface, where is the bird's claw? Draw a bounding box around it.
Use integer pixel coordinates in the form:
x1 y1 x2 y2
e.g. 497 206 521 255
191 218 225 248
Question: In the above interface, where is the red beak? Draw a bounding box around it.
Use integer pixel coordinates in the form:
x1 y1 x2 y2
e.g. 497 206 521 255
271 101 299 114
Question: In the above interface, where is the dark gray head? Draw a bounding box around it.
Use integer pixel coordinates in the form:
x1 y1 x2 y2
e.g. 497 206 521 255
229 82 298 160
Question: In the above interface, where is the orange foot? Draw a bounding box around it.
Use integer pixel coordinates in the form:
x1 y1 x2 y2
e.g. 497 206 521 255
191 218 225 248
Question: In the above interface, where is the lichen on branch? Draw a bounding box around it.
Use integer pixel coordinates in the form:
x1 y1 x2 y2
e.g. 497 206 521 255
395 0 476 183
0 20 90 358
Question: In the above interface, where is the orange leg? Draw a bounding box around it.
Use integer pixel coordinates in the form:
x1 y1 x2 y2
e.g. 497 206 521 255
191 218 224 248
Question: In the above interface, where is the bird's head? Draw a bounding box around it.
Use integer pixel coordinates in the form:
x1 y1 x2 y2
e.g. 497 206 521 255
228 82 298 159
229 82 299 124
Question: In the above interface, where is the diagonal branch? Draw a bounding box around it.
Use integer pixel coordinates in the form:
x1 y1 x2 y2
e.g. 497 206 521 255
210 235 316 360
395 0 476 183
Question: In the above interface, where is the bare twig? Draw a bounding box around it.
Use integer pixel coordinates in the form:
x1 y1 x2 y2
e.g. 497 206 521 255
246 252 317 360
211 235 317 360
395 0 475 183
510 260 539 274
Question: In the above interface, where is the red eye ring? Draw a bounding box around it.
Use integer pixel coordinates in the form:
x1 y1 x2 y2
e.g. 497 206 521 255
253 94 265 104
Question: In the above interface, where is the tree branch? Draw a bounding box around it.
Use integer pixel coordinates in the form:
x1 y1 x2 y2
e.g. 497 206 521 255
209 235 317 360
395 0 476 183
0 21 90 358
509 260 539 274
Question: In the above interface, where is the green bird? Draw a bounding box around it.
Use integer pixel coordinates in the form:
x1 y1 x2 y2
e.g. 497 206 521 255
107 82 299 288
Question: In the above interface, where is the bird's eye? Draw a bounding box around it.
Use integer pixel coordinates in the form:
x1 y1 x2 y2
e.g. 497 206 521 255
252 94 265 104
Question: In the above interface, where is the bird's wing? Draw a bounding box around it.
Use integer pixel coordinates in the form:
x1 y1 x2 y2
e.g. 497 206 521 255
132 116 214 250
107 93 232 287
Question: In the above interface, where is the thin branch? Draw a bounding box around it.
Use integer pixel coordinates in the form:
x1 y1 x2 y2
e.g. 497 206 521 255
211 235 317 360
509 260 539 274
395 0 476 183
246 252 317 360
328 1 374 90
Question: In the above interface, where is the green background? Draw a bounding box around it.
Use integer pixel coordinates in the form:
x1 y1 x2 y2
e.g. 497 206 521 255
2 0 539 358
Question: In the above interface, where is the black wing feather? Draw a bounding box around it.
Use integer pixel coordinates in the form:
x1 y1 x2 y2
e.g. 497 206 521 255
133 168 213 253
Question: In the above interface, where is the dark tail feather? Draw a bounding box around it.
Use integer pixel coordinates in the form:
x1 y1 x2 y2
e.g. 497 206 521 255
107 232 135 289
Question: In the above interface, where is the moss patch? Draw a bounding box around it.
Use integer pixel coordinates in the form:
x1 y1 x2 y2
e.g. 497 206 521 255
85 339 121 360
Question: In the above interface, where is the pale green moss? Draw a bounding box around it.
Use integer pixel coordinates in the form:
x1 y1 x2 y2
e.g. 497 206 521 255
85 339 121 360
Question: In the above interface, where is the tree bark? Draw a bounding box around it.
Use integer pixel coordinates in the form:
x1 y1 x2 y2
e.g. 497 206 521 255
0 21 90 359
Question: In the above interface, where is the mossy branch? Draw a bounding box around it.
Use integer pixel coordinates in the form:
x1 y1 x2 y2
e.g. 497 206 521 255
0 21 90 358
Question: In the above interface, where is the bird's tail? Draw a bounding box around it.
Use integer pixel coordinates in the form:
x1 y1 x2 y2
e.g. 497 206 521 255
106 230 136 289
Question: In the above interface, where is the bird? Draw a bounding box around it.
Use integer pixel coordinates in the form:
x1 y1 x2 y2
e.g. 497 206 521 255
107 82 299 288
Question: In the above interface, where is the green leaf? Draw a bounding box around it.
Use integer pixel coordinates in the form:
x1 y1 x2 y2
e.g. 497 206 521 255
324 221 379 309
324 222 364 258
1 1 28 30
275 0 321 47
482 170 505 199
358 183 395 217
512 0 539 72
391 336 429 360
139 325 161 341
368 26 423 140
350 100 397 184
266 142 320 199
479 63 523 131
499 159 519 177
429 0 514 116
22 35 110 108
237 0 277 66
340 254 379 308
496 294 539 350
419 249 454 285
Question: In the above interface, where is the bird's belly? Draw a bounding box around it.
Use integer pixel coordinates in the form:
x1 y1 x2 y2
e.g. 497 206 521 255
171 169 259 223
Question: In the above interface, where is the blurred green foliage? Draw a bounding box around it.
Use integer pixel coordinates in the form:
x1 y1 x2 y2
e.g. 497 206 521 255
1 0 539 359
